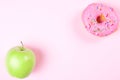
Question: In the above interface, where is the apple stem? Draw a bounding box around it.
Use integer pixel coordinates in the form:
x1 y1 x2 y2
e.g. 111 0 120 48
20 41 24 51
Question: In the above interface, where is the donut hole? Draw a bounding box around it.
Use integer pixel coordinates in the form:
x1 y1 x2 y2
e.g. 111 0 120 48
96 14 106 23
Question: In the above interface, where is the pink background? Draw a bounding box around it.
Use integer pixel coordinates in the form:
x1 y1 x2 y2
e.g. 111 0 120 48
0 0 120 80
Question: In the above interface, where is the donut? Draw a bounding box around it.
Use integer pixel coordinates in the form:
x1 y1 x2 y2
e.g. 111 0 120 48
82 3 119 37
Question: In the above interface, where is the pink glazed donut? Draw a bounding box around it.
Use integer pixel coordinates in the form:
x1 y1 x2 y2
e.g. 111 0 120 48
82 3 119 37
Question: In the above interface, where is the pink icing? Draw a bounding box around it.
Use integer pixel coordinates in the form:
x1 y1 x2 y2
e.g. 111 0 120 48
82 3 119 37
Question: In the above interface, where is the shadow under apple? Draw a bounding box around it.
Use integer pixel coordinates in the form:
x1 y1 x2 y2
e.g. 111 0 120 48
25 45 44 73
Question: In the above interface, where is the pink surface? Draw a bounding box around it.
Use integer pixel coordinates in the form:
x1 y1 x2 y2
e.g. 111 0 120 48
0 0 120 80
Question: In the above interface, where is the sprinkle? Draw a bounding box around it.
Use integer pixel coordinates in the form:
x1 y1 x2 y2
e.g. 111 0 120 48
96 5 102 11
109 20 111 22
96 6 99 10
97 28 100 31
111 24 114 26
93 29 97 32
110 7 114 11
89 24 91 27
105 21 110 28
106 14 108 17
90 19 96 25
107 23 109 27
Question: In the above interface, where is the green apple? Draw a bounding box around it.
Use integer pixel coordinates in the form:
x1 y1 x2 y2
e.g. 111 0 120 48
6 42 36 79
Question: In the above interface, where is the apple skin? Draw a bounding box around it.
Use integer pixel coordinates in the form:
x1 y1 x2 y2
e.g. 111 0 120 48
6 46 36 79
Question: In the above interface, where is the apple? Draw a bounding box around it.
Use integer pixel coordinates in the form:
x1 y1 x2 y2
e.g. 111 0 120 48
6 42 36 79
